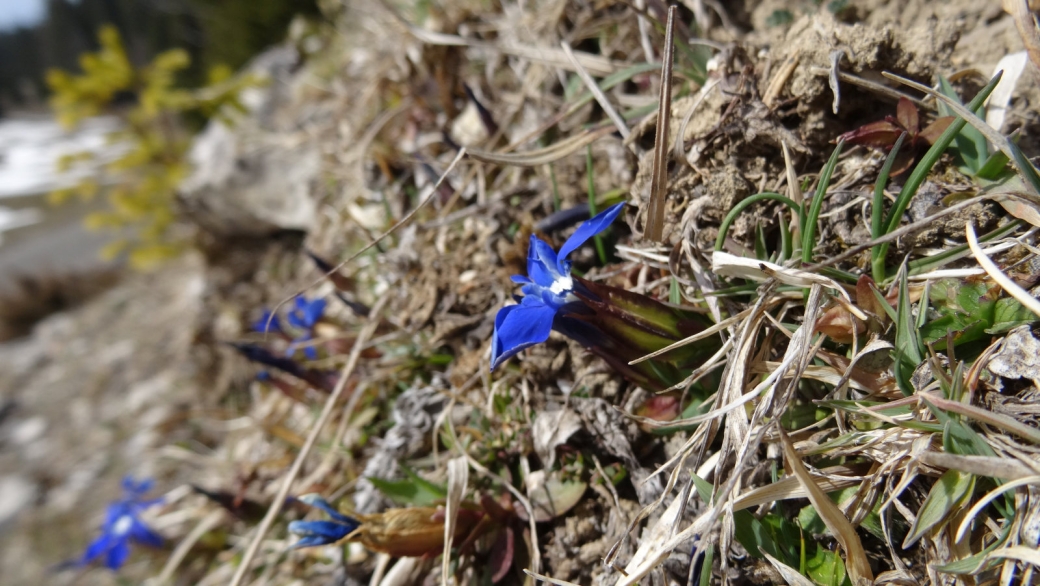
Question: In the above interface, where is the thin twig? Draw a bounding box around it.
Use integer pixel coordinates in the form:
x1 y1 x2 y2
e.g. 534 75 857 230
228 297 387 586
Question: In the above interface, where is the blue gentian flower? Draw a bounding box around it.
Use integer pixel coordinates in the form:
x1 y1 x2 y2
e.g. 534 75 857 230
252 309 282 334
287 296 327 330
284 296 327 360
491 202 625 370
80 476 163 570
288 494 361 548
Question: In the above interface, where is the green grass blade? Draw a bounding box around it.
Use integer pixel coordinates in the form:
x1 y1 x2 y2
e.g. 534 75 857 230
715 192 802 252
876 75 1002 268
938 76 988 174
893 263 922 396
586 145 607 264
802 140 844 265
563 62 662 117
871 132 907 282
902 469 975 548
907 220 1023 275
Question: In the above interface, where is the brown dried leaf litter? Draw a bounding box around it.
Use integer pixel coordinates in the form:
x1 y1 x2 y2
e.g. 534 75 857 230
103 1 1040 585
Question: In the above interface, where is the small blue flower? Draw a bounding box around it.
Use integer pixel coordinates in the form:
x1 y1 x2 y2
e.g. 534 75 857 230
288 494 361 548
285 296 327 360
491 203 625 370
287 296 327 330
81 476 163 570
252 309 282 334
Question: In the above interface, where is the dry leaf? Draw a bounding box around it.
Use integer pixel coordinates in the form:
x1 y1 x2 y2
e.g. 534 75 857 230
780 428 874 586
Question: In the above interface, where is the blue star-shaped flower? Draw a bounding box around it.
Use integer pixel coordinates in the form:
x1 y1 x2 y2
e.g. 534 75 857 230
283 296 327 360
288 494 361 548
80 476 164 570
491 202 625 370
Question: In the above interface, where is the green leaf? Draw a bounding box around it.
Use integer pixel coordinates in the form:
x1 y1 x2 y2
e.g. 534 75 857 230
797 487 886 541
943 419 997 457
367 463 448 506
937 76 989 174
804 545 850 586
920 279 1038 346
693 473 795 563
987 297 1039 334
902 469 976 548
976 150 1011 180
933 521 1012 575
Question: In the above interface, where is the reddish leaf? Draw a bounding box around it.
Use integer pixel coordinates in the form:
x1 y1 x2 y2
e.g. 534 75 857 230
635 394 681 421
889 149 916 176
489 527 515 583
918 116 955 145
837 120 904 148
815 303 864 344
896 97 919 135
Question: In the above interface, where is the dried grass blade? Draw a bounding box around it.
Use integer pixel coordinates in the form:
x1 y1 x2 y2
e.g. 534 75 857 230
442 457 469 586
987 545 1040 567
733 472 863 511
560 42 630 140
761 551 817 586
779 428 874 585
966 222 1040 319
1005 0 1040 71
921 392 1040 444
629 307 750 365
919 452 1037 481
523 570 584 586
466 127 614 167
712 252 859 312
643 5 676 243
955 475 1040 541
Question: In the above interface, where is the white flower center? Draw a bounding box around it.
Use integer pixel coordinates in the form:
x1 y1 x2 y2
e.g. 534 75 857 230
549 275 573 296
112 515 134 536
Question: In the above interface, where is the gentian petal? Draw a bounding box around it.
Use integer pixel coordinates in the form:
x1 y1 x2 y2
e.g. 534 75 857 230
253 310 281 334
555 202 625 271
301 298 326 326
286 333 313 359
129 519 163 548
292 534 340 549
105 537 131 570
288 520 357 546
490 295 558 370
509 275 531 284
298 494 357 524
527 236 561 288
122 476 153 496
81 533 111 565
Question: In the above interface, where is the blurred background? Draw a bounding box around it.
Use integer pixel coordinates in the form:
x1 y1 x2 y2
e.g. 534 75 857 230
0 0 318 309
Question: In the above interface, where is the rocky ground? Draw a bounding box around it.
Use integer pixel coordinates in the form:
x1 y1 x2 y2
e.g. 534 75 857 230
1 0 1039 585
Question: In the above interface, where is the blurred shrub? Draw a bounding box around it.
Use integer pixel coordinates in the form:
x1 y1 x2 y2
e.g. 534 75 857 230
47 25 261 269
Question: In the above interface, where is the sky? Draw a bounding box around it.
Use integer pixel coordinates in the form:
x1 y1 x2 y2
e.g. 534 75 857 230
0 0 46 31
